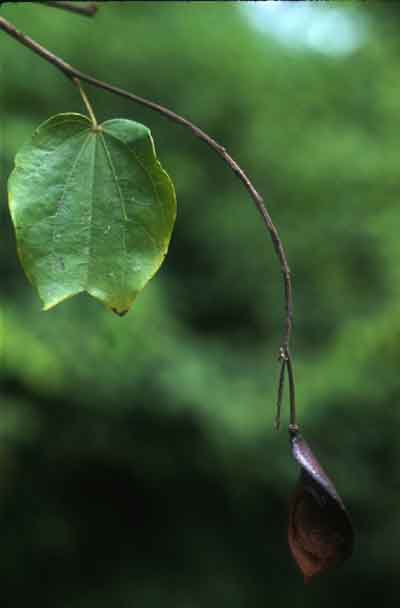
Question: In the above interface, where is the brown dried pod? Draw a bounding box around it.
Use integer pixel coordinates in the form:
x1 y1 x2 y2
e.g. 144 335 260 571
288 429 354 583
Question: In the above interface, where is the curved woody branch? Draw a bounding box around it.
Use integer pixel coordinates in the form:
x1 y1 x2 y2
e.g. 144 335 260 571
41 2 98 17
0 13 297 429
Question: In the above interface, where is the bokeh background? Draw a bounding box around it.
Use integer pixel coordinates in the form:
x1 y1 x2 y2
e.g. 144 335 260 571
1 2 400 606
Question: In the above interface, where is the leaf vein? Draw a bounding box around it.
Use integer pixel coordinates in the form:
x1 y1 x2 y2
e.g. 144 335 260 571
99 132 128 290
50 132 93 275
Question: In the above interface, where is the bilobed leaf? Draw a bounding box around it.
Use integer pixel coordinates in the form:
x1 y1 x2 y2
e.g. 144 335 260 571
8 113 176 315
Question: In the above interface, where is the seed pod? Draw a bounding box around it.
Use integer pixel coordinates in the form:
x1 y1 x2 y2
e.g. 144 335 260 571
288 429 354 583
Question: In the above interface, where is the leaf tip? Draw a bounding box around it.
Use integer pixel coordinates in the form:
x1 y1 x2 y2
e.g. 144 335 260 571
41 298 58 312
111 307 129 317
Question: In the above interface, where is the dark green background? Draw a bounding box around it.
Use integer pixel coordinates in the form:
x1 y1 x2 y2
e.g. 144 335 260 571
1 2 399 606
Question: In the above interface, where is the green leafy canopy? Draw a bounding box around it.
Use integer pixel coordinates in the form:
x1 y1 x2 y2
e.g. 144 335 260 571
8 113 176 315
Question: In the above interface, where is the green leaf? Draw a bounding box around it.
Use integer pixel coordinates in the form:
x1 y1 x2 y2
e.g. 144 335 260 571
8 113 176 315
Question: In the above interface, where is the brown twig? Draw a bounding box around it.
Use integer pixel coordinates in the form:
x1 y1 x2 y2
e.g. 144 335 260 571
275 355 287 431
42 1 98 17
285 351 297 430
0 14 297 429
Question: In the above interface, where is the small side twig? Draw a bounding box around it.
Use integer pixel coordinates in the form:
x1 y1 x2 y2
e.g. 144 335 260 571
0 13 298 430
286 353 297 431
42 1 97 17
275 354 287 431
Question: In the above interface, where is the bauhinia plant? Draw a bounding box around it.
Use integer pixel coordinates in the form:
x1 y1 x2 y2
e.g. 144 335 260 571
0 1 354 581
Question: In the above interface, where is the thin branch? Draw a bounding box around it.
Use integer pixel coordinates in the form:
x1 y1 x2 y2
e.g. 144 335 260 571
0 15 297 429
42 1 98 17
275 355 287 431
286 353 298 431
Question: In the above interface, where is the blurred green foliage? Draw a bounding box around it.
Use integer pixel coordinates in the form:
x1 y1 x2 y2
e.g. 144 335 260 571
1 2 400 606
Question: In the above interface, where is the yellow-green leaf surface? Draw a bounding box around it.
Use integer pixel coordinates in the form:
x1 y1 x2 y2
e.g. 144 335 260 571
8 113 176 315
